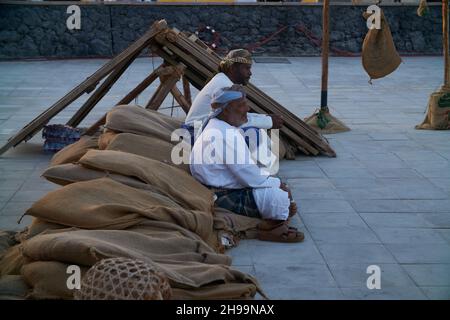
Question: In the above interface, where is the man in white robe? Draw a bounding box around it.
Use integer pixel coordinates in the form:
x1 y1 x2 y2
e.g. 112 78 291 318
183 49 283 173
190 86 304 243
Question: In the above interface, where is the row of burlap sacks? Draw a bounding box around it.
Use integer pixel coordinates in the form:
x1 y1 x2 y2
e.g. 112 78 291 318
0 105 271 300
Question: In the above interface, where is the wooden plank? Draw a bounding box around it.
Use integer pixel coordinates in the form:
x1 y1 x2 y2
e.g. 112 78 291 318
145 64 184 110
0 20 168 156
153 37 321 155
170 86 191 114
117 64 164 105
174 33 335 155
66 49 140 128
83 64 165 136
182 76 192 106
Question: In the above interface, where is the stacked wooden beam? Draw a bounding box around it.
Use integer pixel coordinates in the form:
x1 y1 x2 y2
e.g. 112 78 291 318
151 28 336 157
0 19 335 158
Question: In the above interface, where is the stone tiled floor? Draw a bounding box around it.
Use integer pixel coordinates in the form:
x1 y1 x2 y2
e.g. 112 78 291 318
0 56 449 300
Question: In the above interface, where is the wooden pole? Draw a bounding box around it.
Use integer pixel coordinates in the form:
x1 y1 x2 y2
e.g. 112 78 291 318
83 64 165 136
182 76 192 106
321 0 330 112
444 0 449 89
66 50 140 128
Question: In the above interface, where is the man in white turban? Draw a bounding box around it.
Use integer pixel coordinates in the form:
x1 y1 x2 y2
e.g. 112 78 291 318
190 85 304 243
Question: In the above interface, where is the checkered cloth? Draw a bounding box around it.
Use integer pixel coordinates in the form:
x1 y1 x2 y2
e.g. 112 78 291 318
213 187 261 219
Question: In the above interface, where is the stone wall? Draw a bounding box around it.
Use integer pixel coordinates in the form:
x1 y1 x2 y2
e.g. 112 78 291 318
0 2 443 59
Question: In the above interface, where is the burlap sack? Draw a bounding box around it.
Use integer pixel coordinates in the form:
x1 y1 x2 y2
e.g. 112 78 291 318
79 150 214 213
21 229 229 268
213 207 261 247
26 178 213 242
106 133 191 173
21 261 88 300
105 105 183 143
416 91 450 130
98 129 119 150
42 163 165 194
50 135 99 166
0 275 30 300
21 230 262 296
26 218 66 240
0 244 30 276
362 10 401 80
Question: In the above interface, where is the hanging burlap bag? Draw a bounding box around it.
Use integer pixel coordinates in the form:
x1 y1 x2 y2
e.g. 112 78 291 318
362 10 401 81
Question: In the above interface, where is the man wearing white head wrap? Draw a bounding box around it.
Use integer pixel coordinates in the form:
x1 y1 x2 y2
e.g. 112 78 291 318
190 86 304 243
182 49 282 171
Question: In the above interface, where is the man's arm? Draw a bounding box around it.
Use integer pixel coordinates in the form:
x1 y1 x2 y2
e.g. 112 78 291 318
244 113 283 129
223 131 280 188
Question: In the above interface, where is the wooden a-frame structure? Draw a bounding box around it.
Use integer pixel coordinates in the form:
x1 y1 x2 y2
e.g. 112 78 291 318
0 19 335 157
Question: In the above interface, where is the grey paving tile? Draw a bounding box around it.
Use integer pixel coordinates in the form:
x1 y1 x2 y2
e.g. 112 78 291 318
373 227 448 244
293 188 344 200
308 226 380 244
252 237 325 265
379 179 449 200
368 168 422 179
0 179 24 191
422 213 450 228
436 229 450 244
8 189 49 203
330 178 383 189
394 150 447 163
0 201 34 217
0 214 32 231
339 187 400 200
300 199 355 214
278 162 324 179
301 213 366 228
329 263 416 288
387 244 450 263
361 213 433 228
227 242 254 265
340 286 427 300
421 287 450 300
351 200 450 213
318 244 396 264
254 264 337 288
287 178 335 189
0 189 16 203
403 264 450 286
429 178 450 194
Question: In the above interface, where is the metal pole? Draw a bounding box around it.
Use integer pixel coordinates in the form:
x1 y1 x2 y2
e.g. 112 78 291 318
321 0 330 111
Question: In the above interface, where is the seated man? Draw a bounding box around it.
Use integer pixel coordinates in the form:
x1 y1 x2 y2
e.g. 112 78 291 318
182 49 283 172
190 85 304 243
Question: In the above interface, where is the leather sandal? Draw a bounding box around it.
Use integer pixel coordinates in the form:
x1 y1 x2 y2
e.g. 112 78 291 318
257 222 304 243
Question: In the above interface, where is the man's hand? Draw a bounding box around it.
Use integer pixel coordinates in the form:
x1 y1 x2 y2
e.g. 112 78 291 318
280 182 292 200
269 114 284 129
